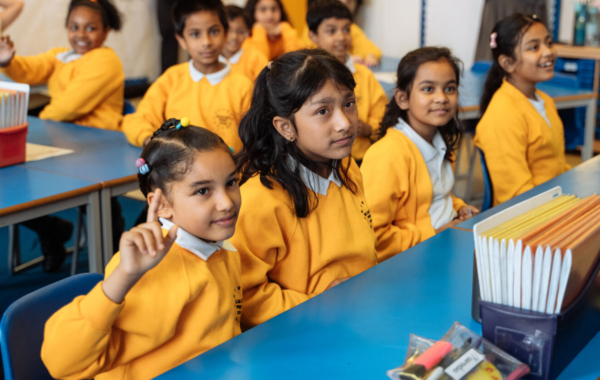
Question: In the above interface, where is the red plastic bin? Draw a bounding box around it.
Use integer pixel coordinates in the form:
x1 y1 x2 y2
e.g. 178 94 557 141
0 122 28 168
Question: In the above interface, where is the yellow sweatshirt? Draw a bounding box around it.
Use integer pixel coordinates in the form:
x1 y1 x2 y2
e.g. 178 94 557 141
301 23 383 60
243 22 303 60
122 62 253 152
361 129 466 262
349 59 388 160
1 47 124 130
231 158 378 328
41 240 242 380
281 0 308 32
228 47 269 81
475 80 570 206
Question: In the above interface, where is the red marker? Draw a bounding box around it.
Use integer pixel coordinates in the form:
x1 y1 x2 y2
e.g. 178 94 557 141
399 341 453 380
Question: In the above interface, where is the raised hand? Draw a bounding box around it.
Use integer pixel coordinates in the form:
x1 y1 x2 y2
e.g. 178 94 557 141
102 189 178 303
0 36 16 67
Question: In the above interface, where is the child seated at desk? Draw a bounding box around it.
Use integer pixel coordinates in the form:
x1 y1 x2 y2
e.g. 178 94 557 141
0 0 124 272
243 0 303 61
123 0 253 152
475 14 570 207
0 0 124 130
302 0 382 67
42 119 243 380
361 47 479 262
231 49 378 329
306 0 387 162
222 5 269 81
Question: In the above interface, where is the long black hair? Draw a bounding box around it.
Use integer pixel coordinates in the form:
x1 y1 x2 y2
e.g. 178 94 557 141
138 118 231 198
237 48 357 218
66 0 122 31
245 0 289 26
380 46 463 161
480 14 543 114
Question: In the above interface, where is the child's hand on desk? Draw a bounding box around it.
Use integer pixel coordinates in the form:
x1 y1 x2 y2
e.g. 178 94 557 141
457 205 479 220
102 189 178 303
435 219 461 234
0 36 16 67
326 277 350 290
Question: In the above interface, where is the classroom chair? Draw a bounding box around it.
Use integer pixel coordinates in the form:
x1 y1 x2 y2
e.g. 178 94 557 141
123 99 135 115
477 148 493 212
0 272 103 380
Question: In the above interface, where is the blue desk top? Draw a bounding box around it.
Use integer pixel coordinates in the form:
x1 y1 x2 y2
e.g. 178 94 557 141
22 117 142 185
458 155 600 230
0 165 98 211
372 57 594 110
158 225 600 379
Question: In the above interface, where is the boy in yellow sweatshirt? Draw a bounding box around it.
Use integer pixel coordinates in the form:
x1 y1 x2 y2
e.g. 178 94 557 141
42 119 243 380
302 0 381 66
122 0 253 151
307 0 387 162
223 5 269 81
0 0 124 130
243 0 303 60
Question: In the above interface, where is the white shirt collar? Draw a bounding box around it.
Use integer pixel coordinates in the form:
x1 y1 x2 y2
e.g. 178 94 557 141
287 156 342 196
222 49 244 64
345 54 356 74
188 60 231 85
393 117 446 162
159 217 235 261
56 49 83 63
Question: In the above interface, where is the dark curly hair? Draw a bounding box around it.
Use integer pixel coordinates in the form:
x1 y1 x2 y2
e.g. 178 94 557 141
66 0 122 31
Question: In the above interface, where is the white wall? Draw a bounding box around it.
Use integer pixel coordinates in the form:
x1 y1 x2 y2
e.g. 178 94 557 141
358 0 421 59
6 0 162 81
424 0 484 69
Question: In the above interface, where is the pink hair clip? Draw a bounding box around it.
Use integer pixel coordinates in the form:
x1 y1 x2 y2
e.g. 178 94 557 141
267 61 272 70
136 158 150 175
490 32 498 49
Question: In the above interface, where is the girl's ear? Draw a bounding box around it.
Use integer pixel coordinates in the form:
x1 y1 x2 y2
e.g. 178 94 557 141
175 33 189 52
147 191 174 219
394 88 410 111
272 116 296 142
498 54 516 74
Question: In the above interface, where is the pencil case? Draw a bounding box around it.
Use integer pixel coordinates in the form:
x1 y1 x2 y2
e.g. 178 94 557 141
476 250 600 380
0 122 28 168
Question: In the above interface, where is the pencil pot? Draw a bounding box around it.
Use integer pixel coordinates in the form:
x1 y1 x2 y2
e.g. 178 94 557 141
0 122 28 168
478 258 600 380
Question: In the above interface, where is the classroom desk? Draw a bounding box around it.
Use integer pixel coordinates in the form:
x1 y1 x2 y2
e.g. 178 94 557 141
157 226 600 379
0 166 103 272
457 154 600 231
372 57 597 161
21 117 143 265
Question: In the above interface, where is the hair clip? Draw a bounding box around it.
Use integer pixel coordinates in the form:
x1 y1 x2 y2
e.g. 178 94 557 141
229 146 235 154
532 14 538 19
136 158 151 175
176 117 190 130
490 32 498 49
267 61 272 70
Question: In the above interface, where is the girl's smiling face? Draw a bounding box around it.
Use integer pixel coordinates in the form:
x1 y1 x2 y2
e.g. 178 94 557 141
254 0 281 32
395 59 458 141
155 148 241 243
503 22 556 88
273 79 358 164
67 6 109 55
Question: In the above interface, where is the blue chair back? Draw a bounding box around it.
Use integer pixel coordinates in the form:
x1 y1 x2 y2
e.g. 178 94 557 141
123 99 135 115
478 148 493 212
0 273 103 380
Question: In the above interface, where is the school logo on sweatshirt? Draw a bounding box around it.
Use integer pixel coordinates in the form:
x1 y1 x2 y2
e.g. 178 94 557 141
214 109 235 131
233 285 243 323
360 201 373 229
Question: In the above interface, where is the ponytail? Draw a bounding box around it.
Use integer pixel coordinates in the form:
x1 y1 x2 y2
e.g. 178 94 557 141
479 13 543 115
